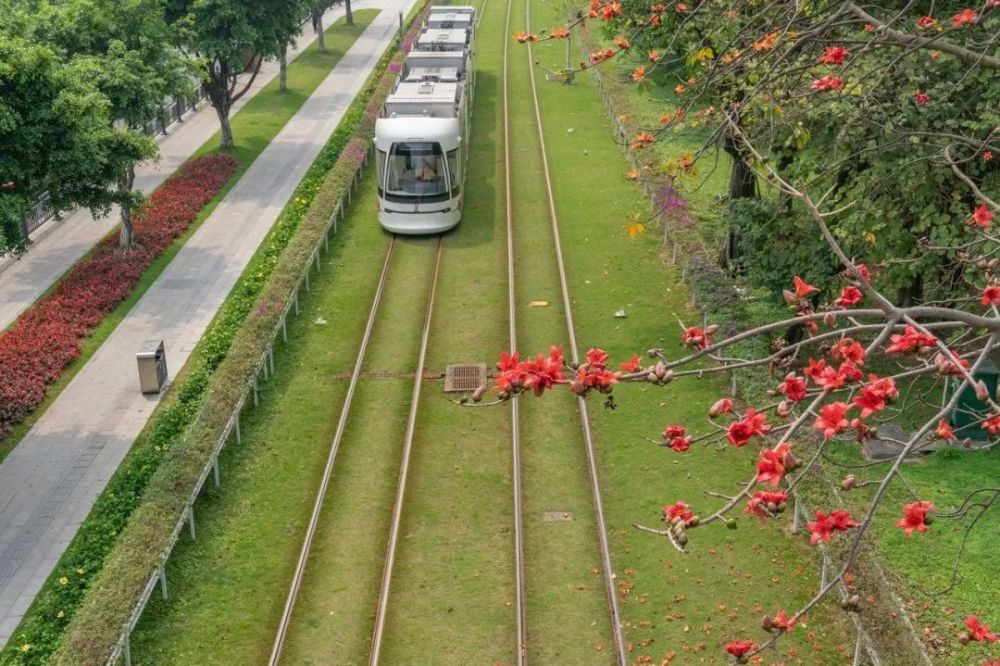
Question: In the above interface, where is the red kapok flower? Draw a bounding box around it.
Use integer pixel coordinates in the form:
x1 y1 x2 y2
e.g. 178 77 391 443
727 408 771 447
885 325 937 354
630 131 656 150
972 203 995 228
586 348 609 368
808 509 857 544
549 26 570 39
778 374 808 402
951 8 978 29
619 354 642 372
756 443 792 487
982 412 1000 434
648 49 660 63
631 66 646 82
662 424 686 439
682 325 712 349
965 614 998 642
836 285 864 308
725 640 755 658
853 263 871 283
831 338 866 365
792 275 820 299
897 500 934 536
814 402 852 439
709 397 733 418
937 419 957 441
913 91 931 106
522 346 565 396
669 435 692 452
745 490 789 523
982 285 1000 307
916 15 936 29
771 609 797 631
812 75 844 92
662 501 695 525
818 46 849 64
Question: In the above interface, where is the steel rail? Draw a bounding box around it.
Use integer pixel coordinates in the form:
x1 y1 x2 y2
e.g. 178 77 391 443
501 0 528 659
268 236 397 666
524 2 628 663
368 237 444 665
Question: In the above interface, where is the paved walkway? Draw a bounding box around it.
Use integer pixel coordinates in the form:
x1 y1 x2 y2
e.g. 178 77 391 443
0 0 414 645
0 0 368 332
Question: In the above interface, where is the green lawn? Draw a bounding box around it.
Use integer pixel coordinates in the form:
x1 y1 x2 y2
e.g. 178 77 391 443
579 10 1000 664
0 10 379 463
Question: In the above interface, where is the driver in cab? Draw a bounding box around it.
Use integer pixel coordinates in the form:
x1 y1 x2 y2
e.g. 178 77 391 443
415 157 438 182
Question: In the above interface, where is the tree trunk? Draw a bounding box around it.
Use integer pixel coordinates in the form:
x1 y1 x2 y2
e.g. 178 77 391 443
204 61 236 149
279 46 288 91
345 0 353 25
896 274 924 307
118 166 137 249
722 128 758 266
314 10 326 52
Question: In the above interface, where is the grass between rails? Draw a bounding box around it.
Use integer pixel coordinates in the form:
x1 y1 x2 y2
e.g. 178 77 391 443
508 0 617 661
0 11 378 465
527 1 856 662
1 14 380 666
373 0 515 660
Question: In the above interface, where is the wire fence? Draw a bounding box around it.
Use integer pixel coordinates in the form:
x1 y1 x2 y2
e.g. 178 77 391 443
104 146 370 666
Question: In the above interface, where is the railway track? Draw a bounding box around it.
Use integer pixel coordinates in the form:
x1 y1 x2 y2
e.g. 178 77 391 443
502 0 528 659
268 236 399 666
520 0 629 662
269 0 625 662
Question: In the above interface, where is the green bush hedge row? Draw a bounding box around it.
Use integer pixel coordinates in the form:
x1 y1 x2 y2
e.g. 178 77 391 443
44 7 428 664
0 10 425 665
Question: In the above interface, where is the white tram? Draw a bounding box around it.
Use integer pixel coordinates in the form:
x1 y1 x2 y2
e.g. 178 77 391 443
375 7 476 234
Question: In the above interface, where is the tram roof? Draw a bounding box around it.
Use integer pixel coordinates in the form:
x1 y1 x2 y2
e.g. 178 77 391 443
375 117 461 150
417 28 470 49
428 5 475 15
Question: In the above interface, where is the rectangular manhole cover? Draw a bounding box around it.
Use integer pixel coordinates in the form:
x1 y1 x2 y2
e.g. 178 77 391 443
444 363 487 392
543 511 574 522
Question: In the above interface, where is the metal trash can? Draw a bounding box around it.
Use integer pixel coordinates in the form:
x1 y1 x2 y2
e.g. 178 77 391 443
137 340 168 394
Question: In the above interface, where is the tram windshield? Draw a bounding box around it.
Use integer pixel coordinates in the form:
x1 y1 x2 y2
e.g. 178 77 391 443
382 141 450 203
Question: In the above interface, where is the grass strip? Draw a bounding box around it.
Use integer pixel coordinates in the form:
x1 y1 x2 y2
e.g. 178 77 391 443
46 7 431 664
0 12 381 666
0 12 378 464
581 11 1000 662
527 3 855 663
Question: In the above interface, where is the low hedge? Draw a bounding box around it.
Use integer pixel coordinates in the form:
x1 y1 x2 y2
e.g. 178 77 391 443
45 7 430 664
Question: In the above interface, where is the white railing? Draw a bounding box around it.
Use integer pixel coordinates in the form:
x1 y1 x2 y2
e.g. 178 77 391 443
104 147 370 666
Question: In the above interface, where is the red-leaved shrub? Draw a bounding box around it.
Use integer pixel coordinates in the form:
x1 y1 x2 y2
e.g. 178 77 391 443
0 154 238 434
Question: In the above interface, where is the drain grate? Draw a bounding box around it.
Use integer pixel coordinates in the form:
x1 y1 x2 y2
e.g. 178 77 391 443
444 363 487 392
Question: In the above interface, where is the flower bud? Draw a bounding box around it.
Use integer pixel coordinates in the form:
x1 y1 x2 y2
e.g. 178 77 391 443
824 311 838 328
646 348 659 358
654 361 667 379
781 451 799 471
472 385 487 403
676 532 688 546
841 475 857 491
959 632 971 646
570 379 587 395
704 324 720 336
709 398 731 418
976 381 989 402
761 615 773 631
776 401 791 419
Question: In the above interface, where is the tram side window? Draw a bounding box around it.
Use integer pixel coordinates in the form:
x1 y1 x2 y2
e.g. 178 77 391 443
376 149 387 195
385 141 449 203
447 150 459 197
